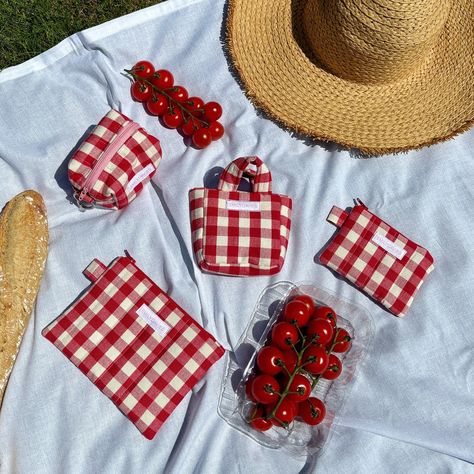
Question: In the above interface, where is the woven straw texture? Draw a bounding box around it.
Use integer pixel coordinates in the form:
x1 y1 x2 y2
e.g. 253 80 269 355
227 0 474 155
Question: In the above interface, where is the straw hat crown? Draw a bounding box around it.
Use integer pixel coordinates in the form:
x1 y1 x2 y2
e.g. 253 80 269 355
304 0 452 84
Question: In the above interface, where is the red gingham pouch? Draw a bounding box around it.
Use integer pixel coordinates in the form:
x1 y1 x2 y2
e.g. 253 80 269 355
319 200 435 317
68 109 162 210
189 156 293 276
42 254 224 439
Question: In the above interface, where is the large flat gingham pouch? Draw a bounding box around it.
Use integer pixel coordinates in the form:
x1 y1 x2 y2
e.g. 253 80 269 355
42 255 224 439
319 200 435 317
68 109 162 210
189 156 292 276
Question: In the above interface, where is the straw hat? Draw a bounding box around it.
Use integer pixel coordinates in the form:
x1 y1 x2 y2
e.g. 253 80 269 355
226 0 474 155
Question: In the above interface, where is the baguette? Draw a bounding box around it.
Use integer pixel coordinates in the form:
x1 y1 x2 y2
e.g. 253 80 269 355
0 190 48 406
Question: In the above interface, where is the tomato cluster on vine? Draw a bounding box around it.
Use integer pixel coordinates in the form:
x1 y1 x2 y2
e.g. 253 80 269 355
245 294 352 431
126 60 224 148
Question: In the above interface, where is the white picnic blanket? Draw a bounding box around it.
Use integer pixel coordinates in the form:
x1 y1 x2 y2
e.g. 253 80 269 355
0 0 473 472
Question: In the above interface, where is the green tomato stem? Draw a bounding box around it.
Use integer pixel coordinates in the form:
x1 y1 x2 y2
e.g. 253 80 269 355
124 68 210 127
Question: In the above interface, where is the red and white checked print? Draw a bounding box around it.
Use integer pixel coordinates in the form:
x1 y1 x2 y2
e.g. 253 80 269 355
42 256 224 439
68 109 162 209
189 156 292 276
320 203 435 317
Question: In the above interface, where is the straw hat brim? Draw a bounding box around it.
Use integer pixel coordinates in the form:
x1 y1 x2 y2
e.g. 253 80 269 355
226 0 474 155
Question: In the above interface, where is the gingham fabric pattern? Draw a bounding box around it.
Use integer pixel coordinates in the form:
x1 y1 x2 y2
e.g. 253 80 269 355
42 256 224 439
320 203 435 317
189 156 292 276
68 109 162 209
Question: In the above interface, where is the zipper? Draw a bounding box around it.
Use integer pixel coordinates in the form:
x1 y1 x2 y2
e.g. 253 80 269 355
78 120 141 204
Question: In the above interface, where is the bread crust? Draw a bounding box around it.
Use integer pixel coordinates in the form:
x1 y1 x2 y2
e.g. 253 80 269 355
0 190 48 406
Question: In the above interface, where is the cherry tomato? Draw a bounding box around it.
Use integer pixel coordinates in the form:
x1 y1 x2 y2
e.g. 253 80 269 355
298 397 326 425
152 69 174 89
146 94 168 116
192 128 212 148
302 345 329 375
256 346 284 375
306 318 334 345
283 299 311 327
313 306 337 329
208 121 224 141
292 294 315 314
249 405 272 432
285 374 311 403
251 374 280 405
203 101 222 121
132 60 155 78
185 96 204 112
163 107 184 128
332 328 352 353
245 376 257 402
181 118 202 136
323 354 343 380
271 322 299 351
281 349 297 373
131 81 152 102
267 398 297 427
169 85 188 102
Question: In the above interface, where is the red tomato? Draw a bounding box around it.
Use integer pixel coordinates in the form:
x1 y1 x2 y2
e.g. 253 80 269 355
249 405 272 432
192 128 212 148
313 306 337 329
292 294 315 314
169 85 188 103
256 346 284 375
131 81 152 102
203 101 223 121
152 69 174 89
323 354 343 380
132 60 154 78
267 398 297 427
281 349 297 374
302 345 329 374
185 96 204 112
181 118 201 136
208 121 225 141
285 374 311 403
245 376 257 402
298 397 326 425
146 94 168 116
306 318 334 345
163 107 184 128
271 322 299 351
251 374 280 405
283 299 311 327
332 328 352 353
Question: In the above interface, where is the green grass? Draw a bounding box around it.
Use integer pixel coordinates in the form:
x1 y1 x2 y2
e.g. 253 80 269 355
0 0 163 69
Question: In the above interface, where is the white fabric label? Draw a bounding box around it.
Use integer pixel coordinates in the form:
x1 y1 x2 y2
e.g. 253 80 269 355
136 304 171 338
126 164 155 192
226 200 260 211
372 232 407 260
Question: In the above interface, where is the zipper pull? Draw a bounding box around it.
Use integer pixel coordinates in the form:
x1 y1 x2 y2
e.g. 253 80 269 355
354 197 367 208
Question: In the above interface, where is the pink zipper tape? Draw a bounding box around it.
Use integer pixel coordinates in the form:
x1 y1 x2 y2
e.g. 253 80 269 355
79 120 141 202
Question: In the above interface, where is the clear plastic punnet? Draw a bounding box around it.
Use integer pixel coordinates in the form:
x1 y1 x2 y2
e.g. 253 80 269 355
217 281 374 458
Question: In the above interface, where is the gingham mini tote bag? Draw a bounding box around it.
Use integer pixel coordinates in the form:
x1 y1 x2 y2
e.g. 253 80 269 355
319 200 435 317
68 109 162 210
42 254 224 439
189 156 293 276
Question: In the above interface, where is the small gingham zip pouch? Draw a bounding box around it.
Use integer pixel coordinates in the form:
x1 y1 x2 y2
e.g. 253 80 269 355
68 109 162 210
319 200 435 317
189 156 293 276
42 254 224 439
